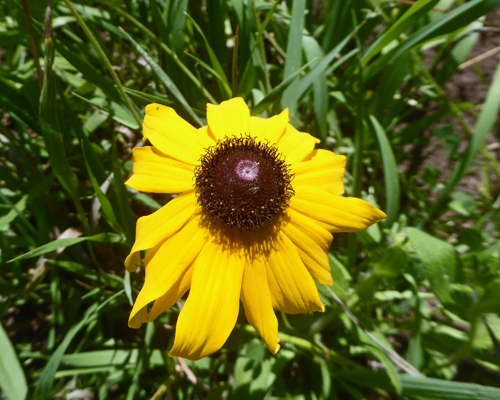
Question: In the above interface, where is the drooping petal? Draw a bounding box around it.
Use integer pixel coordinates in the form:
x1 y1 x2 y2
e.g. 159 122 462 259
125 146 194 194
291 186 387 233
128 216 205 328
249 109 289 144
276 124 320 164
148 264 193 322
281 209 333 285
125 191 198 271
143 104 213 165
207 97 250 140
169 236 245 360
240 237 280 354
266 232 324 314
293 150 346 195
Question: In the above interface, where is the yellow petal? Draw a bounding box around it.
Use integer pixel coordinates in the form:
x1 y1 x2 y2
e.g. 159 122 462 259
249 109 289 144
125 146 194 194
207 97 250 140
143 104 213 165
124 191 198 272
276 124 320 164
281 209 333 285
169 237 245 360
148 263 192 322
240 248 280 355
293 150 346 196
129 306 149 329
291 186 387 233
266 232 324 314
128 216 205 328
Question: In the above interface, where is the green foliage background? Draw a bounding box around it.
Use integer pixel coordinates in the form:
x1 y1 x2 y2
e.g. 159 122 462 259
1 0 500 399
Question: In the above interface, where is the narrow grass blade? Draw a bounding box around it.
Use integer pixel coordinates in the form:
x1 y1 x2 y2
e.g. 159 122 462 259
8 233 123 263
39 4 80 209
251 59 316 116
281 0 306 116
0 323 28 400
362 0 440 64
120 28 203 126
369 115 400 227
401 374 500 399
82 144 123 234
184 12 232 99
365 0 500 80
34 303 98 399
431 57 500 217
296 29 356 102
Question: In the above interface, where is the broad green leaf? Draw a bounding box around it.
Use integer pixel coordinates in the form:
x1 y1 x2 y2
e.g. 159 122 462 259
407 228 459 306
372 246 407 277
0 323 28 400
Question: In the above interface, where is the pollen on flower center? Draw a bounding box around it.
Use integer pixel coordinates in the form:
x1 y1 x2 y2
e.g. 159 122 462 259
195 135 294 231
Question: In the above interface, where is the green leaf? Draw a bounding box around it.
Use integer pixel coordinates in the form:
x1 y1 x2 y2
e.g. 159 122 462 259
34 303 98 399
9 233 123 263
119 28 203 126
82 144 123 234
251 58 315 116
39 12 79 203
0 323 28 400
184 12 232 99
401 374 500 400
365 0 500 80
372 246 408 277
432 49 500 216
362 0 440 64
369 115 400 227
281 0 306 118
407 228 459 306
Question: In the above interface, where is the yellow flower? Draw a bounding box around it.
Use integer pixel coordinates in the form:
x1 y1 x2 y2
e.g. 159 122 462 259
125 97 386 360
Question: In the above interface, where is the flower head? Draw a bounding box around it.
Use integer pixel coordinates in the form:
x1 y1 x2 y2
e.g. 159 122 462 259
125 98 386 360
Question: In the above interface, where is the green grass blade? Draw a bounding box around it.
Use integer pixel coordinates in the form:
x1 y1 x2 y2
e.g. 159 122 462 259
296 29 356 103
184 12 232 99
431 58 500 217
8 233 123 263
281 0 306 117
251 59 316 116
365 0 500 80
120 28 203 126
369 115 400 227
60 0 142 127
39 5 81 212
34 303 99 399
82 144 123 234
401 374 500 399
361 0 440 64
0 323 28 400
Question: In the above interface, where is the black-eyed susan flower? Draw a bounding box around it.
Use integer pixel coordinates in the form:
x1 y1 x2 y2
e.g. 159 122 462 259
125 98 386 360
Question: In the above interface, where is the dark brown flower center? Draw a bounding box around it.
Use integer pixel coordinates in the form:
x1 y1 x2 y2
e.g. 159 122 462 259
195 135 294 231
